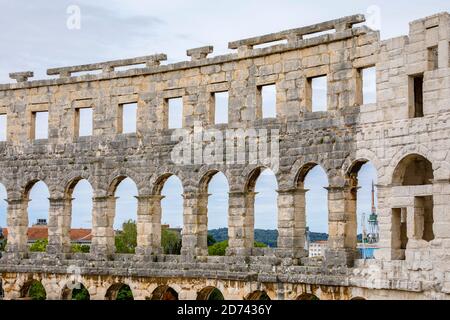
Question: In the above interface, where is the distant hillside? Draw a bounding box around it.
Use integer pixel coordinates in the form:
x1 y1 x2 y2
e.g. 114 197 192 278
208 228 329 248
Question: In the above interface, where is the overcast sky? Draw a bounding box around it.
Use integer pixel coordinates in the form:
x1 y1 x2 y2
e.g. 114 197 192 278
0 1 447 235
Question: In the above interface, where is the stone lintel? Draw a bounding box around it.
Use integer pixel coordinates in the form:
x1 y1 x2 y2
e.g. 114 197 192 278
186 46 214 61
228 14 365 49
9 71 34 83
46 54 168 77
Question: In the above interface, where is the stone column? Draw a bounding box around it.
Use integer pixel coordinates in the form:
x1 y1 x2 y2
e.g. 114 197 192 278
47 197 72 254
325 185 358 267
5 198 29 255
181 191 208 259
276 188 308 258
227 191 256 256
135 195 164 255
91 196 116 257
438 14 450 69
373 185 392 260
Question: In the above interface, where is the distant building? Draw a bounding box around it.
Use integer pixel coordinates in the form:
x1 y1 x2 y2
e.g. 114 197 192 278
161 224 182 236
309 241 327 257
2 219 92 245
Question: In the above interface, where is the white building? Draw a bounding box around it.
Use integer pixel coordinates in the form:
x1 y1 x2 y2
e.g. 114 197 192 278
308 241 328 257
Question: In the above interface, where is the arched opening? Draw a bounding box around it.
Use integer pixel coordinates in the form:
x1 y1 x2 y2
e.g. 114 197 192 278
150 285 179 300
105 283 134 300
350 296 366 300
392 154 433 186
296 293 320 300
67 179 93 253
347 160 378 259
200 171 229 256
245 290 271 300
111 177 138 254
245 167 278 249
20 280 46 300
62 283 90 300
296 164 329 258
391 154 435 260
26 181 50 252
197 286 225 300
159 175 183 255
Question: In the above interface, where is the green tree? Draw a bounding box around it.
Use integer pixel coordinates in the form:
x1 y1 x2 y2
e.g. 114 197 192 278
114 221 182 255
28 282 46 300
72 286 90 300
162 228 182 255
71 244 90 253
116 285 133 300
208 240 228 256
29 239 48 252
207 234 217 246
208 240 267 256
115 220 137 254
0 238 6 251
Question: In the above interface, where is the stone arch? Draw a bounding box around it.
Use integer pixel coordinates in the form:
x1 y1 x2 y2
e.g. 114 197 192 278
294 162 329 246
350 296 366 300
106 167 148 196
294 162 326 189
23 179 50 200
243 165 279 193
392 154 434 186
386 145 434 185
150 285 179 300
198 169 229 255
288 157 329 189
343 149 382 177
196 286 225 300
198 169 229 194
296 293 320 300
345 159 379 248
61 282 90 300
152 172 181 195
105 283 134 300
245 290 271 300
20 279 47 300
63 173 94 198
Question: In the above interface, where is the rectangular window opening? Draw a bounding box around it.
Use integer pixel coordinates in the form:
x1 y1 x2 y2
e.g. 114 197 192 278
361 67 377 104
212 91 229 124
76 107 93 137
308 76 328 112
392 208 408 260
414 196 434 242
0 114 6 141
168 98 183 129
33 111 48 140
409 74 424 118
428 46 439 71
119 103 137 134
303 29 335 39
258 84 277 119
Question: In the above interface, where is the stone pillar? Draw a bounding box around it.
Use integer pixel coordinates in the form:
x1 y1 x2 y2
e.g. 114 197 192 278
432 179 450 240
5 198 29 255
47 197 72 254
276 188 308 258
438 14 450 69
181 191 208 259
373 185 392 260
135 195 164 255
227 191 256 256
91 196 116 257
325 185 358 267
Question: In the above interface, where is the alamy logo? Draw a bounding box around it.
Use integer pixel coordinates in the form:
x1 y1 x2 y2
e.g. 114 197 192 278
171 122 280 173
66 265 82 290
66 5 81 30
